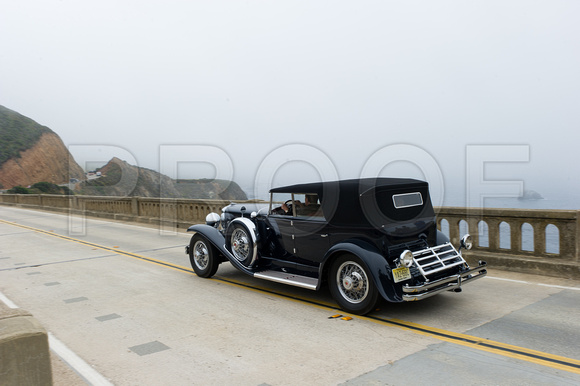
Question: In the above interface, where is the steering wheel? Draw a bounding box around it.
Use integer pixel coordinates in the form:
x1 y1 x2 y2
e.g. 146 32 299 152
284 199 294 214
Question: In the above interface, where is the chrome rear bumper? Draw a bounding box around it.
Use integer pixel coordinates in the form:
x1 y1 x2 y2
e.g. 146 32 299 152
402 261 487 301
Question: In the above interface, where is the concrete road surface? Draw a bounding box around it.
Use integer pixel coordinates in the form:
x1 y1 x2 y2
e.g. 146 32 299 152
1 206 580 385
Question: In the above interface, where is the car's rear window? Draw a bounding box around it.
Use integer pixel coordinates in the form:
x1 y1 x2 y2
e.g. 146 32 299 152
392 192 423 209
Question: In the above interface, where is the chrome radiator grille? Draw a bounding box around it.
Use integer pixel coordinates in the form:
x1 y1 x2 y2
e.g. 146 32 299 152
412 243 466 278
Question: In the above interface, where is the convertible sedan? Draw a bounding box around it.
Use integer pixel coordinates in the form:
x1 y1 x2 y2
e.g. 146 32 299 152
186 178 487 315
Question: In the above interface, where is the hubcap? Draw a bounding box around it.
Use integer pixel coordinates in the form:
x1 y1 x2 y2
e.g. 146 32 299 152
336 261 369 304
231 228 249 262
193 241 209 269
342 272 364 291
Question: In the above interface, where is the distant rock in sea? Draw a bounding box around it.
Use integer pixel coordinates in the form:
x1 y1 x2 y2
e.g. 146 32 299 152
519 190 544 200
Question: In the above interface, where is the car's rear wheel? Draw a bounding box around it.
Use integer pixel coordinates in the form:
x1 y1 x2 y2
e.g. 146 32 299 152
226 223 255 267
189 234 220 278
329 254 378 315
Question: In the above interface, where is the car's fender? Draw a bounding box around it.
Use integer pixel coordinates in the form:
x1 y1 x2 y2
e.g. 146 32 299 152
187 224 225 248
321 239 404 302
186 224 256 275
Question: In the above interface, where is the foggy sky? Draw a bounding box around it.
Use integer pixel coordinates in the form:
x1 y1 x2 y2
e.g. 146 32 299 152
1 1 579 207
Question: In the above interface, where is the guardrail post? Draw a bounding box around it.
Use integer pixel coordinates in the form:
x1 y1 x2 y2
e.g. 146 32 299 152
533 220 545 256
467 217 479 247
0 307 53 385
488 218 500 252
512 219 523 253
131 197 140 217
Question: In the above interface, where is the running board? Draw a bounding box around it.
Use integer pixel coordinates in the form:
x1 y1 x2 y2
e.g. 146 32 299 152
254 270 318 290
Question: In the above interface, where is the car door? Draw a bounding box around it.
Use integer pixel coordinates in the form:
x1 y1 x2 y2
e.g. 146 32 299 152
268 216 330 262
292 217 330 263
267 192 331 263
288 192 330 263
269 215 296 256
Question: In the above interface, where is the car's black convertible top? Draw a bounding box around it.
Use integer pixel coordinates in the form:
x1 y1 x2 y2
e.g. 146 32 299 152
271 177 434 228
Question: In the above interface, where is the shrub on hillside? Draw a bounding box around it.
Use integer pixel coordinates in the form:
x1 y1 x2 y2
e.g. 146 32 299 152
7 186 31 194
6 182 73 195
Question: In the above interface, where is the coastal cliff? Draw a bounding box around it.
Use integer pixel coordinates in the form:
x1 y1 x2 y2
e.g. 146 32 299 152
76 157 248 200
0 106 84 189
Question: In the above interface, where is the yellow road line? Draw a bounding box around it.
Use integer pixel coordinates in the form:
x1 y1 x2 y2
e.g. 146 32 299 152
0 218 192 274
2 217 580 374
359 315 580 374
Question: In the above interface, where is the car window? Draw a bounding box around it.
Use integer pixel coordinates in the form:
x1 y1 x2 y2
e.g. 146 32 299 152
270 192 325 219
392 192 423 208
270 192 293 215
294 193 325 220
373 188 431 222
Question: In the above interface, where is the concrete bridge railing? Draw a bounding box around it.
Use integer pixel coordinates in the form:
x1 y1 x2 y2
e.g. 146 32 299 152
2 194 579 278
436 207 580 260
435 206 580 279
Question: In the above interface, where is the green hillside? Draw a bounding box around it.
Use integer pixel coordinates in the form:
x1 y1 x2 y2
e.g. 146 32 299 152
0 105 53 166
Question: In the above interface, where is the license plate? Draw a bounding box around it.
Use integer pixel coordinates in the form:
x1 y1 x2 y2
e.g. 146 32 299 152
392 267 411 283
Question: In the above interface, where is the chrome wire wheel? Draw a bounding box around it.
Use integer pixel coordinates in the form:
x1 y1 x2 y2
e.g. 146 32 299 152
336 261 369 304
193 240 209 270
189 234 220 278
231 227 250 262
330 255 378 315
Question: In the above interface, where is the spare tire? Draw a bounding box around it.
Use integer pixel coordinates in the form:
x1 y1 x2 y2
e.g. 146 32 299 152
225 221 257 267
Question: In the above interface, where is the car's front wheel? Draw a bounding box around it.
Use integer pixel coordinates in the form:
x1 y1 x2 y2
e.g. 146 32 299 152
329 254 378 315
189 234 220 278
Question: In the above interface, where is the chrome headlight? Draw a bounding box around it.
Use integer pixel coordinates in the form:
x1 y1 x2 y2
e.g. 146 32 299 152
461 234 473 250
205 212 221 228
399 250 414 268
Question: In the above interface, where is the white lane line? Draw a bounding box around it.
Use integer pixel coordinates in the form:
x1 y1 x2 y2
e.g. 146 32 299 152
485 276 529 284
48 333 113 386
0 291 18 308
0 291 112 385
537 283 580 291
486 276 580 291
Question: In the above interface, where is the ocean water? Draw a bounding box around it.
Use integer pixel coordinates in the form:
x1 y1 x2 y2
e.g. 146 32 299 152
441 190 580 211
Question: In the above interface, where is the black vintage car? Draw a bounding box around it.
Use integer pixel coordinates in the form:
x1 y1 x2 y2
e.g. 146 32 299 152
185 178 487 315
